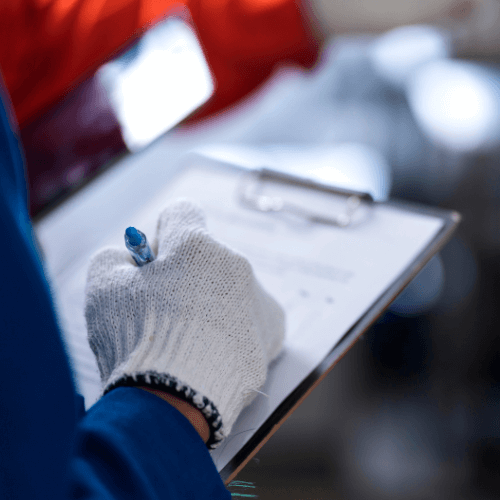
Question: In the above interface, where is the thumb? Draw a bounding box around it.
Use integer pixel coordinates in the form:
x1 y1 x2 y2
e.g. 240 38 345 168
154 198 207 257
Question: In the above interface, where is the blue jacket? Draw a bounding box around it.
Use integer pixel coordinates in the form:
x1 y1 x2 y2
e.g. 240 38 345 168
0 83 231 500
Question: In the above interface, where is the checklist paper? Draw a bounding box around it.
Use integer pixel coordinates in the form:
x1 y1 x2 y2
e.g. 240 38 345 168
36 157 456 477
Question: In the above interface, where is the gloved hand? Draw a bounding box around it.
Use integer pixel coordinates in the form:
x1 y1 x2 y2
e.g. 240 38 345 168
84 199 285 448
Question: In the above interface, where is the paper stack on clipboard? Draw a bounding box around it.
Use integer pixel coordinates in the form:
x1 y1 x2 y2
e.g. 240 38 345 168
35 152 460 485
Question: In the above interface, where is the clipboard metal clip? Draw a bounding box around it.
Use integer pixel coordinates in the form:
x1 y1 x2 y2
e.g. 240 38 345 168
238 168 373 228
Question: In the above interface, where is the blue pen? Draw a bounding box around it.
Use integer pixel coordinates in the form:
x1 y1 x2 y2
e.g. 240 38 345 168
124 227 155 266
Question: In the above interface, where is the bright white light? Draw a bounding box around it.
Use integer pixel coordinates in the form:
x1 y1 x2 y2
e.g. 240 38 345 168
307 143 391 202
98 18 214 152
369 24 450 88
407 60 500 152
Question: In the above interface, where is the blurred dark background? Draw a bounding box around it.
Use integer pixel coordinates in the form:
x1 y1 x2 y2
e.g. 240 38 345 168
24 0 500 498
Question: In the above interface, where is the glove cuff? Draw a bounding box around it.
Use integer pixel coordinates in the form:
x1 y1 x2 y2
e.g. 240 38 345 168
103 371 224 450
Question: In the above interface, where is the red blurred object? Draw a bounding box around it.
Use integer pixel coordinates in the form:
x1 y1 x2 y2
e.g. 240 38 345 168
186 0 321 121
0 0 321 216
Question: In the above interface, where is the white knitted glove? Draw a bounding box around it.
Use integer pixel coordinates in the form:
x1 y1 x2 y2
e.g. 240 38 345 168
85 199 285 448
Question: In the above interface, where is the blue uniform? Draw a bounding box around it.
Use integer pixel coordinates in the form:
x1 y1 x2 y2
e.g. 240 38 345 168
0 83 231 500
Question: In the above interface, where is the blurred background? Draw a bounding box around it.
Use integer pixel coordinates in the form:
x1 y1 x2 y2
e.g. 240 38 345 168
6 0 500 498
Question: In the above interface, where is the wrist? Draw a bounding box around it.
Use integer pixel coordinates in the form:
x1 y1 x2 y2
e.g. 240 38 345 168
137 386 210 444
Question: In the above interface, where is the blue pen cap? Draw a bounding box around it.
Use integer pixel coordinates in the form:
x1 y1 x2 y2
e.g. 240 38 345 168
126 227 142 246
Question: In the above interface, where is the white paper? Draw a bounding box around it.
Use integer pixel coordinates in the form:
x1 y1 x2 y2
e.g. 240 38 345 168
40 161 444 472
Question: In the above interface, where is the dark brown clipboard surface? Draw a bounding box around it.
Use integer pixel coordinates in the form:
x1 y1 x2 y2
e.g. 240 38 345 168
210 161 462 485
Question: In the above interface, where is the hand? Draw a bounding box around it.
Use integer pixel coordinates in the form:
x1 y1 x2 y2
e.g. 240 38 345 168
84 199 285 448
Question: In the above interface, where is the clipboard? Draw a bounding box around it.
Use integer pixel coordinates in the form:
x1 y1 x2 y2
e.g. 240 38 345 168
34 151 460 486
120 153 460 484
215 167 459 484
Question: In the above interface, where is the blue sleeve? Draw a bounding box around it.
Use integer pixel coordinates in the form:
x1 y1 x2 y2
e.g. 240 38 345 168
71 388 230 500
0 82 230 500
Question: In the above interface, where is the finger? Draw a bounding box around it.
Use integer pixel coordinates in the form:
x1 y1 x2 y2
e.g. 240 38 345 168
155 198 207 257
86 247 134 283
